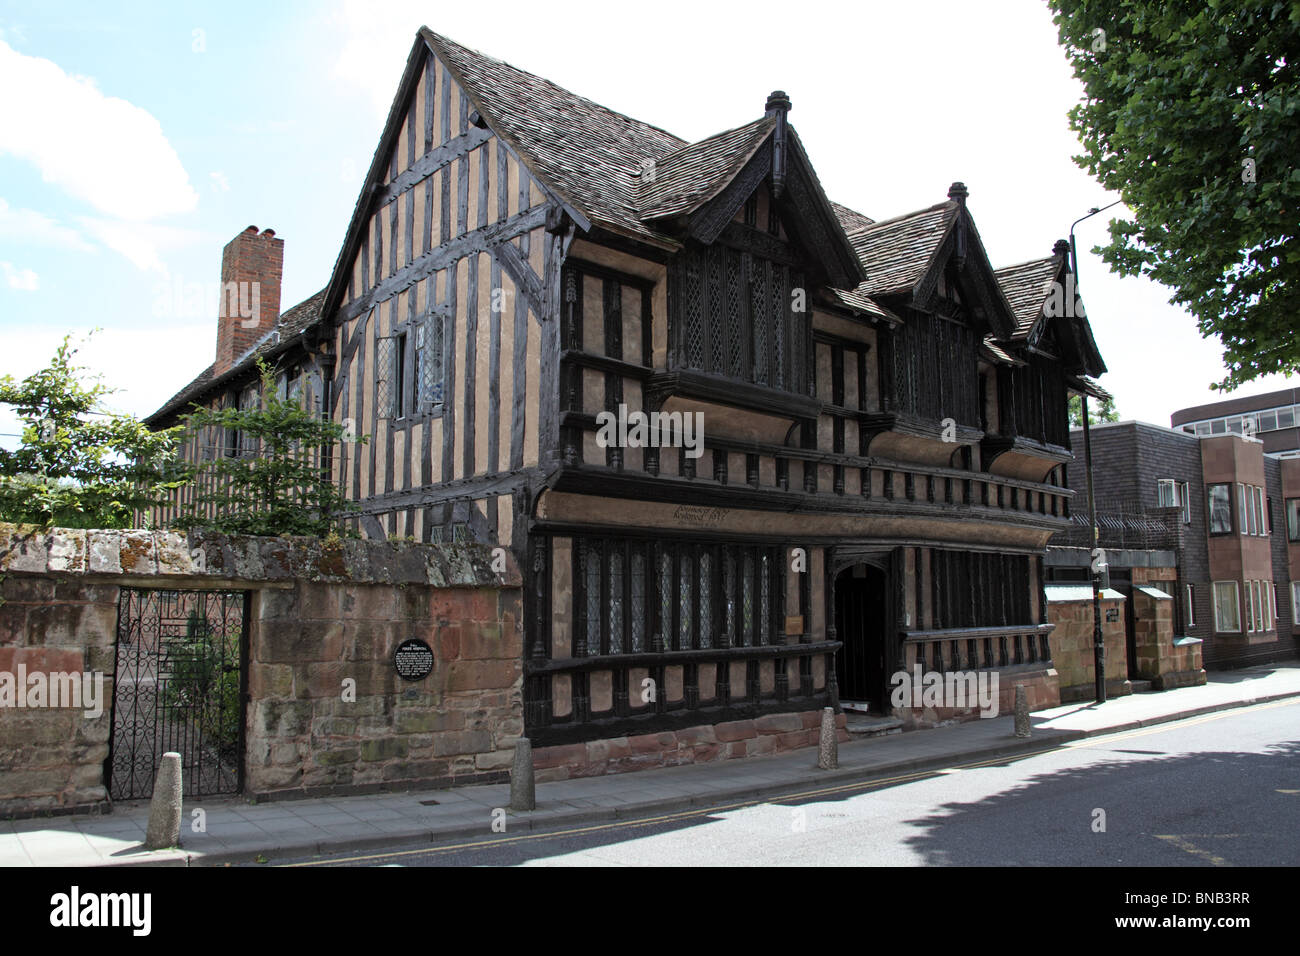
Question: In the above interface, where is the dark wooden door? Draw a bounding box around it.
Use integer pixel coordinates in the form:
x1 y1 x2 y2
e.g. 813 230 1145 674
834 565 890 713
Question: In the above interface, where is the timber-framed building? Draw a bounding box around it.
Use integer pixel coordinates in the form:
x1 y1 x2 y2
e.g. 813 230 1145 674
149 28 1108 768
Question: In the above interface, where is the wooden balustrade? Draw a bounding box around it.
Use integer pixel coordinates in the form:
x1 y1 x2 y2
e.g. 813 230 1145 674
524 639 841 746
902 624 1055 673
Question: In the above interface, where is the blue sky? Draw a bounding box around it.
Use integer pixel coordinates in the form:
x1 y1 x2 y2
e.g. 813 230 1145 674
0 0 1292 444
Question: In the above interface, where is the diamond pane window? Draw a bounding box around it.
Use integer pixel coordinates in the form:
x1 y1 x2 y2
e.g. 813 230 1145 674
608 547 624 655
679 551 694 649
698 550 713 648
584 541 601 656
659 549 672 648
630 548 645 653
742 552 754 646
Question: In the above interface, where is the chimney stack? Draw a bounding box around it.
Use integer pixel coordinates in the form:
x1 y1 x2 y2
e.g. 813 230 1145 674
213 225 283 377
947 181 969 205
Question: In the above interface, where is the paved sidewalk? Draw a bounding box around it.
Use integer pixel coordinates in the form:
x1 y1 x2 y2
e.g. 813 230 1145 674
3 661 1297 867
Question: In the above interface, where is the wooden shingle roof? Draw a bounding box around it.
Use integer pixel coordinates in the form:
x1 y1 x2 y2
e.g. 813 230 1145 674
146 289 327 426
639 117 776 221
846 201 958 297
425 29 686 244
993 256 1060 338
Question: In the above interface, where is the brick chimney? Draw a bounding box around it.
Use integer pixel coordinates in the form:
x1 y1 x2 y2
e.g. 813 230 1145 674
213 225 283 377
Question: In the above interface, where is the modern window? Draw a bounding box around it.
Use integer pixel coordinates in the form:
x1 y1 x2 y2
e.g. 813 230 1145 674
1185 583 1196 627
1267 496 1274 534
1180 481 1191 524
1213 581 1241 632
1240 484 1250 536
1252 580 1264 632
1157 479 1178 508
1208 484 1233 534
1287 498 1300 541
1245 581 1255 632
1262 581 1273 631
1254 486 1265 535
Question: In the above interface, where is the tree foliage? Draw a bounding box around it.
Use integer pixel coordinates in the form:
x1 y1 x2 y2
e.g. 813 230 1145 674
1068 393 1119 427
0 336 185 528
1048 0 1300 389
173 359 362 537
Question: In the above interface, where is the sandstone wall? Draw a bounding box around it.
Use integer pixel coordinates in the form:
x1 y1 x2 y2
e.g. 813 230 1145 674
0 524 521 816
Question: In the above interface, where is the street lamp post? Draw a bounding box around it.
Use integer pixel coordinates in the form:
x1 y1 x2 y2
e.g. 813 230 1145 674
1069 200 1121 705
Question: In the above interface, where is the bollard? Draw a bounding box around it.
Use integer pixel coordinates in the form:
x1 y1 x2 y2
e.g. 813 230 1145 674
817 707 838 770
509 737 536 811
144 752 183 850
1014 685 1031 738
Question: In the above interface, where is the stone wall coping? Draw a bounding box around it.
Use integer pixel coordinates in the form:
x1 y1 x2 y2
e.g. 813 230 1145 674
1135 585 1173 600
1173 636 1204 646
1044 585 1126 602
0 523 521 589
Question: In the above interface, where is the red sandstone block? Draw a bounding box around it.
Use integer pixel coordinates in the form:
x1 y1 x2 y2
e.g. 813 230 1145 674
675 725 717 747
532 743 586 771
628 732 675 754
714 719 757 742
0 647 84 673
586 736 631 764
774 730 813 751
748 735 777 756
755 713 803 734
692 743 722 763
437 626 461 661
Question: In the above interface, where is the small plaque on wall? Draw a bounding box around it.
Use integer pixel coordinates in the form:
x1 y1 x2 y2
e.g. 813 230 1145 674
1105 608 1120 623
393 638 434 681
785 615 804 636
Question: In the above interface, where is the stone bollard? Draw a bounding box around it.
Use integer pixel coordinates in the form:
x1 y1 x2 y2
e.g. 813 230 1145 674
144 752 183 850
1014 685 1031 738
817 707 838 770
510 738 536 811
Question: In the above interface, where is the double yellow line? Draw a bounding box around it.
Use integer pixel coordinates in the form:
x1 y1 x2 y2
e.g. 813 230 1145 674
279 696 1299 867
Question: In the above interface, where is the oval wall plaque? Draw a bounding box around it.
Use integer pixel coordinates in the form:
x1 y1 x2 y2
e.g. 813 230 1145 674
393 638 434 681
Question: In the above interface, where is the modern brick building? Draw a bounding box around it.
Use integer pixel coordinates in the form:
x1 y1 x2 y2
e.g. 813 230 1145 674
1171 387 1300 456
1052 419 1299 669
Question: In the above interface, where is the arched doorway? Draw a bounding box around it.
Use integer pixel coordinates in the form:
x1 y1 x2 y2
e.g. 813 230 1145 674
834 563 891 715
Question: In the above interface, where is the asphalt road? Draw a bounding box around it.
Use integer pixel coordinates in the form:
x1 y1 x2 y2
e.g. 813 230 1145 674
273 698 1300 867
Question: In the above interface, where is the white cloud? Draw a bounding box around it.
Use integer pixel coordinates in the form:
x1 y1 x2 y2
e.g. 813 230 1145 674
209 171 231 192
328 0 425 116
77 218 206 274
0 196 94 250
0 38 198 220
0 261 38 290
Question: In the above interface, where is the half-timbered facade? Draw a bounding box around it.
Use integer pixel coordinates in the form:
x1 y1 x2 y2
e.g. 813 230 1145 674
151 28 1107 764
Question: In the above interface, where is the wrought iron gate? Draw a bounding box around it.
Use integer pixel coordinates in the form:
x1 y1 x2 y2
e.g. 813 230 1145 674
108 588 248 800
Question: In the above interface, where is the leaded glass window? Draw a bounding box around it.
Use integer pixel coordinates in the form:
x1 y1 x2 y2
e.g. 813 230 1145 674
608 547 624 655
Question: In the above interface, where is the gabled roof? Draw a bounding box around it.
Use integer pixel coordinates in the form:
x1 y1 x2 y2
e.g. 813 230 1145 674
847 201 959 297
993 255 1061 338
425 29 685 243
831 202 875 234
639 117 775 221
146 289 326 426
